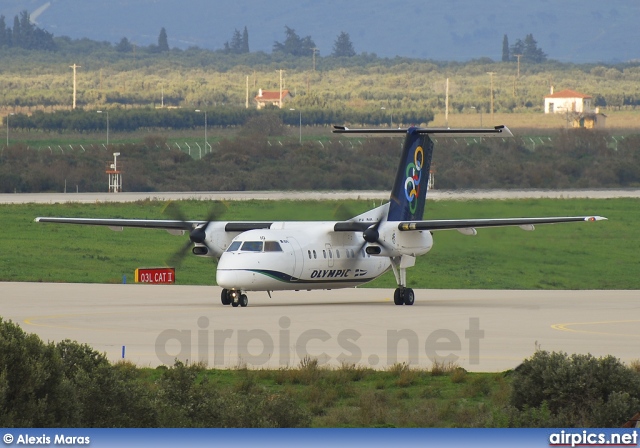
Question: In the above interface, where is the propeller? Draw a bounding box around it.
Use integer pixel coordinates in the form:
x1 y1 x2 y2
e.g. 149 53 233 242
363 220 382 244
332 201 390 254
162 201 227 267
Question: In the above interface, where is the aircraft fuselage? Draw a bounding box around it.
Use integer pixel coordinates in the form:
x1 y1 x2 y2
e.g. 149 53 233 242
216 223 429 292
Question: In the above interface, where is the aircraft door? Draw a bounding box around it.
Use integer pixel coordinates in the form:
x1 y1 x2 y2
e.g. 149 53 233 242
287 237 304 281
325 243 334 268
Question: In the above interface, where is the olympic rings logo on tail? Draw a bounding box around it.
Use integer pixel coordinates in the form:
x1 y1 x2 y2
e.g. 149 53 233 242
403 146 424 214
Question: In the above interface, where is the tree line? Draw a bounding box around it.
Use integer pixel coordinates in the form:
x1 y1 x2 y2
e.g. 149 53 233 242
0 10 55 51
4 108 433 133
1 122 639 194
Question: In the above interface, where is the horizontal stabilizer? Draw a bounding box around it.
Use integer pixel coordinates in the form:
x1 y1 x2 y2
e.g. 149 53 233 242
332 125 513 138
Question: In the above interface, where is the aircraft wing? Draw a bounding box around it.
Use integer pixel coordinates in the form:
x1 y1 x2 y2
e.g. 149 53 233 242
397 216 607 232
34 217 273 232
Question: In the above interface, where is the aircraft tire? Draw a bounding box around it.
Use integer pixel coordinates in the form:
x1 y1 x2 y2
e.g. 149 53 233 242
393 288 404 305
403 288 415 306
231 300 239 308
239 294 248 307
221 289 231 305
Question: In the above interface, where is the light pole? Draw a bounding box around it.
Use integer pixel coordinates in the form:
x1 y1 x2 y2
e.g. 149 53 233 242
195 109 207 158
289 108 301 144
6 113 14 148
381 107 392 127
96 110 109 146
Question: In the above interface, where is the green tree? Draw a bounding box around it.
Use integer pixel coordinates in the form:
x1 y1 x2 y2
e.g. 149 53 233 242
158 27 169 52
116 36 133 53
224 28 247 54
332 31 356 57
501 34 509 62
11 15 19 46
510 38 524 61
523 33 546 63
273 26 316 57
0 16 7 47
242 26 249 53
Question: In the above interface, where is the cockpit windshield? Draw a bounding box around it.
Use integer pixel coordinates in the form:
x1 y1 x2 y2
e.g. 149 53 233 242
264 241 283 252
241 241 263 252
226 241 284 253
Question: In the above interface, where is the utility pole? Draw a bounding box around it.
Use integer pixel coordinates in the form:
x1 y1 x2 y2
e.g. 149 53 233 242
514 54 523 78
312 48 318 71
277 69 285 108
487 72 496 125
513 54 522 99
69 64 81 109
445 78 450 127
246 76 249 109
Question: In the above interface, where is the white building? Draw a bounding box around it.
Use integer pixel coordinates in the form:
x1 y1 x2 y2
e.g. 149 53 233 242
544 88 592 114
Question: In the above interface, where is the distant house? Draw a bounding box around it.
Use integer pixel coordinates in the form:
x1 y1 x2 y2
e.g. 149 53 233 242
544 88 593 114
573 111 607 129
254 89 292 109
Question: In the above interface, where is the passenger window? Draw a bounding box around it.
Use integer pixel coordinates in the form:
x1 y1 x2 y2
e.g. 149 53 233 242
328 250 333 259
323 250 326 258
241 241 263 252
313 250 317 259
264 241 283 252
227 241 242 252
336 249 340 258
308 250 311 259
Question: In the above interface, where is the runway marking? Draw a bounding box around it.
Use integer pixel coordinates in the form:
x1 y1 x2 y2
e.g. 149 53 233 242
551 319 640 337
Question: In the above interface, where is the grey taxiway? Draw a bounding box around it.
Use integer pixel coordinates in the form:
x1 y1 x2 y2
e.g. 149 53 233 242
1 283 637 372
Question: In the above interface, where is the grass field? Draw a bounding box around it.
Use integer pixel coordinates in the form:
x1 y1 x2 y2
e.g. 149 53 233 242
1 198 636 289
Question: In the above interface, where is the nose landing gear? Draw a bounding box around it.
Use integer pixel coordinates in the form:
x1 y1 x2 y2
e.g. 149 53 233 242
221 289 248 307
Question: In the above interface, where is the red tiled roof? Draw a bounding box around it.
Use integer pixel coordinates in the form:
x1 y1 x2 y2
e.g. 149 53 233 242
255 90 290 101
544 89 591 99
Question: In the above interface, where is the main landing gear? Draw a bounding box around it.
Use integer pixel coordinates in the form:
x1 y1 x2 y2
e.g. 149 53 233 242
393 287 415 306
390 256 416 306
221 289 248 307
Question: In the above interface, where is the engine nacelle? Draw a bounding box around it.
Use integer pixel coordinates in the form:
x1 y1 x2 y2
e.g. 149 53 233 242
201 222 242 258
371 222 434 257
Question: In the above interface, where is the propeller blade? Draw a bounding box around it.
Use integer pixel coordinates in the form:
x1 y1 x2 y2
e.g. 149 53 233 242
162 200 228 267
166 239 193 267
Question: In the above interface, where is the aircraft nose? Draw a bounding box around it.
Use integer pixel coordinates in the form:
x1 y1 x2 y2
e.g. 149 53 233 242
216 269 240 289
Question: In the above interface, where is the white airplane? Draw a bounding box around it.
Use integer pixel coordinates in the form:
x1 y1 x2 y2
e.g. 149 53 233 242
36 125 606 307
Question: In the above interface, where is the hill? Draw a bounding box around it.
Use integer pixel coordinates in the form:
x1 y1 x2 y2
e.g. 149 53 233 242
1 0 638 63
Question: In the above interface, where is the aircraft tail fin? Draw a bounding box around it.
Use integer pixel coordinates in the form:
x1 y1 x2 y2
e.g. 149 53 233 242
332 125 513 221
387 128 433 221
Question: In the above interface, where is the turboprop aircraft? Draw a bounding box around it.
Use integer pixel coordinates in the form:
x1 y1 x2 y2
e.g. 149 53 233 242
36 125 606 307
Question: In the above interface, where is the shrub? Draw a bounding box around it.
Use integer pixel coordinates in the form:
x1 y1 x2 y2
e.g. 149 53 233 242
0 318 76 427
510 351 640 427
